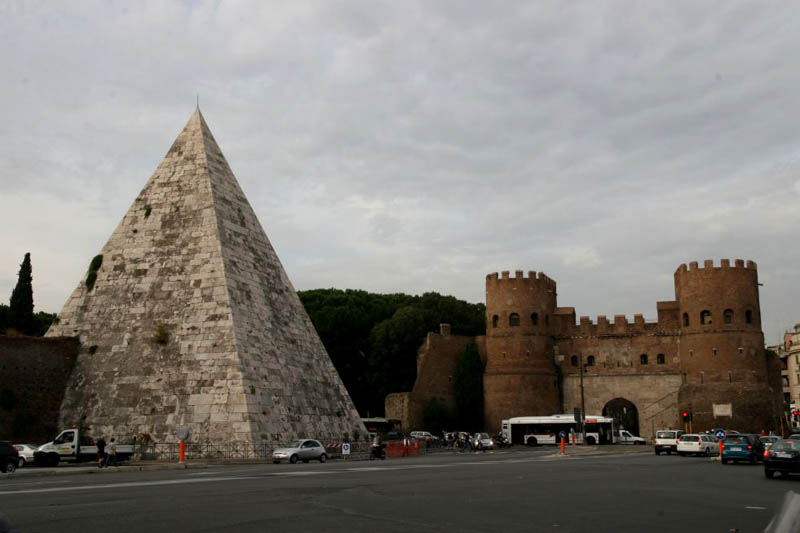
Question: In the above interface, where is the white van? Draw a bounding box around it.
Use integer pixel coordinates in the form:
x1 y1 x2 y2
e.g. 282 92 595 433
654 429 684 455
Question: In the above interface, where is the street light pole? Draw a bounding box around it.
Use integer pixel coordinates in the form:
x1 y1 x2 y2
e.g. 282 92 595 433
580 355 587 445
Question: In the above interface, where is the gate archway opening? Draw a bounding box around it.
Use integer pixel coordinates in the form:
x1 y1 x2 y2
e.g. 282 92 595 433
602 398 639 437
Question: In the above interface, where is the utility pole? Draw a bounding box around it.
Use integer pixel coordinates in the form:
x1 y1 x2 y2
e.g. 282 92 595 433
580 355 587 445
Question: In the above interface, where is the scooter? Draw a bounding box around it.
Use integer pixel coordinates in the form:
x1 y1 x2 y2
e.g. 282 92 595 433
370 443 386 460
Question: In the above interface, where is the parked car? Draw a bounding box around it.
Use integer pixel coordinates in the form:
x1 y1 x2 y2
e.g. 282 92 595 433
764 439 800 479
654 429 684 455
13 444 36 467
471 433 494 450
272 439 327 464
677 434 716 456
759 436 780 449
410 431 439 443
0 442 20 473
721 434 763 464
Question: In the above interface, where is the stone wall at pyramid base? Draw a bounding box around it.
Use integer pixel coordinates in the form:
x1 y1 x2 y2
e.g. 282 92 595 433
0 335 79 443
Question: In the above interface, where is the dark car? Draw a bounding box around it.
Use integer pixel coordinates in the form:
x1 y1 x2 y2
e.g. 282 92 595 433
0 441 20 473
764 439 800 478
721 434 763 464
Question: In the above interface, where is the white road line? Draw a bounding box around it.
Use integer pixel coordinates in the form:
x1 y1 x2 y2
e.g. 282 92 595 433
0 453 591 496
745 506 767 510
0 476 258 496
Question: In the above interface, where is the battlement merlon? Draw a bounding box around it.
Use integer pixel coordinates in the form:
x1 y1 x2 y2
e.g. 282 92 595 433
485 270 557 289
674 258 757 274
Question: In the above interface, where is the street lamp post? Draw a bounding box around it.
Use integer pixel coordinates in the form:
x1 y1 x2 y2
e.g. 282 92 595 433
579 355 587 445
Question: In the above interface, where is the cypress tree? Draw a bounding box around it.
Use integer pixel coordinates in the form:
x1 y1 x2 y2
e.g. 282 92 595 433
9 252 34 334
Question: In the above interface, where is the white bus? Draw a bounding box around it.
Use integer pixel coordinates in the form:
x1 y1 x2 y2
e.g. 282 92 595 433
501 414 615 446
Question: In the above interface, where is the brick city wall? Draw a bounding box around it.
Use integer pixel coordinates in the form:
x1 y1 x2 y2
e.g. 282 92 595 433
385 327 484 430
0 335 79 443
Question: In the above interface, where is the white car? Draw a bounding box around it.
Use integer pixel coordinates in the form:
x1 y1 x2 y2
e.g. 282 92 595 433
272 439 327 464
677 434 716 456
410 431 439 442
13 444 36 467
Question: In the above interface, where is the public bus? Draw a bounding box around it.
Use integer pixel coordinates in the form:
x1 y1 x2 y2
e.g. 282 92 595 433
501 414 615 446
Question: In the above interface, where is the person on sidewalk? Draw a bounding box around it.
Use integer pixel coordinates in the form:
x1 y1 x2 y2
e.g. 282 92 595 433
105 438 118 467
96 436 106 468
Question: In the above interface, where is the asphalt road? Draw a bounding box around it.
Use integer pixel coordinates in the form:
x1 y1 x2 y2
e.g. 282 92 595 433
0 447 795 532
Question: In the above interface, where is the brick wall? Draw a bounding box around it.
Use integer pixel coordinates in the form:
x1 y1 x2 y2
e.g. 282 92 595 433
0 335 79 444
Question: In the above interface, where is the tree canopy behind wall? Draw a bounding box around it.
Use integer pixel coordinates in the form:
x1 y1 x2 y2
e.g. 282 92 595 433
298 289 485 417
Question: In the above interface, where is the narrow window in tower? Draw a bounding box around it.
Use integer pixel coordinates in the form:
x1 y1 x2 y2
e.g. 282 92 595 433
700 372 704 384
509 313 520 327
700 310 712 325
492 315 499 328
570 355 578 367
657 353 665 364
712 348 717 357
640 354 648 365
745 310 753 324
723 309 733 324
531 312 539 326
587 355 595 366
728 372 732 383
545 314 550 326
683 313 690 327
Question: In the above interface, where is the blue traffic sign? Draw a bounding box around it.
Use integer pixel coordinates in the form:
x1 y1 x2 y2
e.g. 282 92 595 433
714 429 726 441
559 431 567 439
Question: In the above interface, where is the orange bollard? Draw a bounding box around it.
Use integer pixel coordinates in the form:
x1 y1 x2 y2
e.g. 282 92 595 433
179 440 186 463
718 440 723 459
561 439 566 455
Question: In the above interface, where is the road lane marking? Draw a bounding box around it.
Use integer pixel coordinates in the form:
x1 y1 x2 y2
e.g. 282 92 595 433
0 476 258 496
0 452 631 495
745 506 767 510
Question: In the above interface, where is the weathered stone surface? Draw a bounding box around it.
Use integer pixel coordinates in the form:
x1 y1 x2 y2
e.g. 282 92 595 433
47 110 365 443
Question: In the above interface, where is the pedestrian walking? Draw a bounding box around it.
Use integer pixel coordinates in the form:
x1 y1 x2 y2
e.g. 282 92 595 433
96 436 106 468
106 438 118 467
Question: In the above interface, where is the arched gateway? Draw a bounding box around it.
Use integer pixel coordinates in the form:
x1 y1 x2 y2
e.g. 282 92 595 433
603 398 639 437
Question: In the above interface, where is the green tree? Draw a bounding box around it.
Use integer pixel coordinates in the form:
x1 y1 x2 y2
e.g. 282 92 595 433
454 342 484 430
9 252 34 334
422 397 452 434
298 288 486 417
368 306 429 415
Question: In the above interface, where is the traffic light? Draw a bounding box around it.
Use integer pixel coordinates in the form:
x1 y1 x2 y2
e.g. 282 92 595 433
681 409 693 422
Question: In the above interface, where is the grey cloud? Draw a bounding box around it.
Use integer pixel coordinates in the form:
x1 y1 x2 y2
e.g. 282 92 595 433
1 1 799 341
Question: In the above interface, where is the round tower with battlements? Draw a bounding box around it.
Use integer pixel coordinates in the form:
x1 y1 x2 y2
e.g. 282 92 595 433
483 270 561 432
674 259 780 432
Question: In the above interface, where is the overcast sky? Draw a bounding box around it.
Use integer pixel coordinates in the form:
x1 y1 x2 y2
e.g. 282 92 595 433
1 1 799 342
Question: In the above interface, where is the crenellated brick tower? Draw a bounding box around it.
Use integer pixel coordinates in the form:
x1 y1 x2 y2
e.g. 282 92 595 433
675 259 780 431
483 270 561 430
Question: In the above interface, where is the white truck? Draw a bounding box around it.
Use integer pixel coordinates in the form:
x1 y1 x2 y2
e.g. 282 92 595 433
615 429 647 445
33 428 134 467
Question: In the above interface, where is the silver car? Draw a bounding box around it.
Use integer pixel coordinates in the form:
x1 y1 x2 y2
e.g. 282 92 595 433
14 444 36 468
272 439 327 464
472 433 495 450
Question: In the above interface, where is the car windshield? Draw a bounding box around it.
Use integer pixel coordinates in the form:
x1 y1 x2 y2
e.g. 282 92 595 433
657 431 675 439
480 433 490 439
725 435 748 443
771 440 800 452
286 440 303 448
